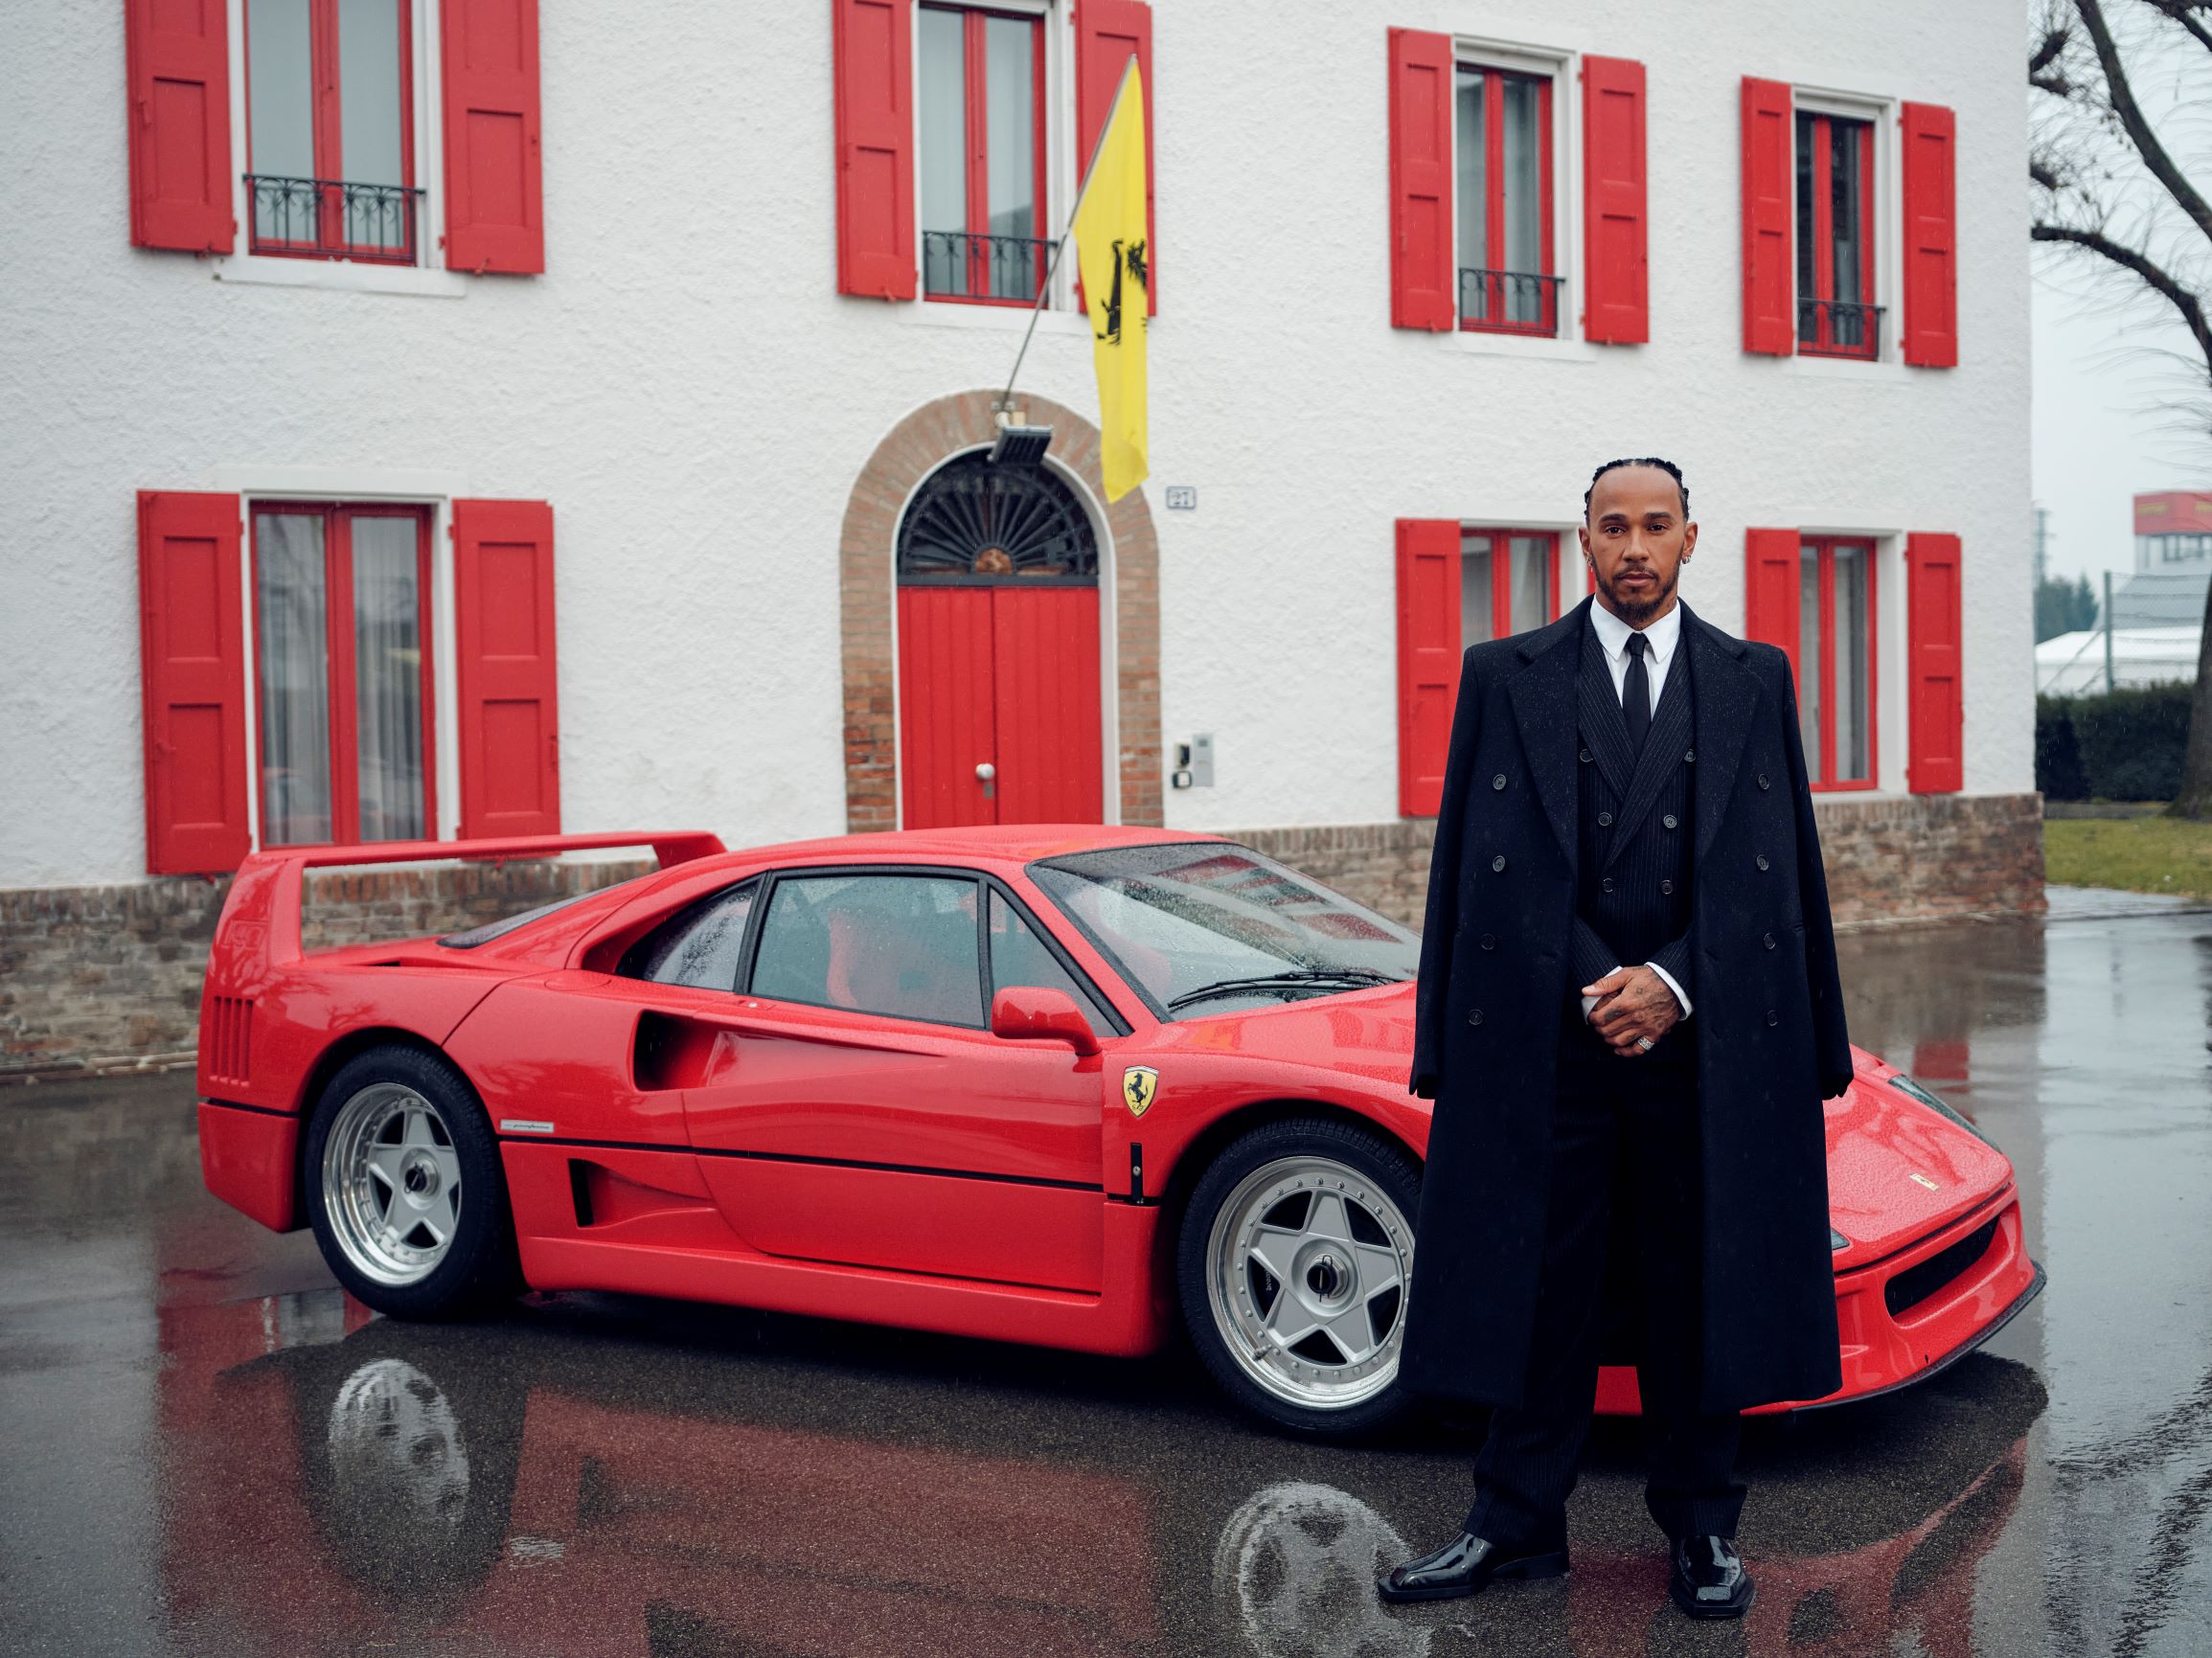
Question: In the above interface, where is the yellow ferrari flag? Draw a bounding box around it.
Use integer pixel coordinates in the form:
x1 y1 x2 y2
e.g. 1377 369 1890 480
1070 61 1149 501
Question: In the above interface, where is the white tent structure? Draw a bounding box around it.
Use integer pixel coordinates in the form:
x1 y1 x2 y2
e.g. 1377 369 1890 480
2036 625 2200 695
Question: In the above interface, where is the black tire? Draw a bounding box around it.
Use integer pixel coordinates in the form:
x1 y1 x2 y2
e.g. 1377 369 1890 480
1175 1116 1423 1439
303 1043 522 1320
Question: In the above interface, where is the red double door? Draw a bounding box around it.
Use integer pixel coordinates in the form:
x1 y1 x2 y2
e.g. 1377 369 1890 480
898 583 1104 828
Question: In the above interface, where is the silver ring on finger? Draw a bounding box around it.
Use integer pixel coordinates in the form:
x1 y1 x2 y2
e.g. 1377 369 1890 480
1635 1035 1653 1052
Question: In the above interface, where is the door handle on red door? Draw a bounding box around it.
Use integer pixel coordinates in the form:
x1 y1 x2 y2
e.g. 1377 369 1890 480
975 761 995 800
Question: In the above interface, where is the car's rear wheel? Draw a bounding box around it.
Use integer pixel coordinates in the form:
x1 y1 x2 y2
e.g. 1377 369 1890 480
1177 1117 1421 1437
304 1044 521 1319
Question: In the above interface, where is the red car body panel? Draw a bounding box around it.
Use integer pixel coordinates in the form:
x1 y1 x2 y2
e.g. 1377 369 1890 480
196 827 2041 1416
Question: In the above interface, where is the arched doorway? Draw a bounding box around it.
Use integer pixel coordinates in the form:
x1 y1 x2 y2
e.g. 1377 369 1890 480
836 390 1162 834
895 451 1104 829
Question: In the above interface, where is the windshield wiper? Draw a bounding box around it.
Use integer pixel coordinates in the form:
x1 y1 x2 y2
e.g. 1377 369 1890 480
1167 968 1404 1012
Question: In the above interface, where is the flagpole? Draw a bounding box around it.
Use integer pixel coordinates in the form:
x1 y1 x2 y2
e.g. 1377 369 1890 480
995 54 1138 422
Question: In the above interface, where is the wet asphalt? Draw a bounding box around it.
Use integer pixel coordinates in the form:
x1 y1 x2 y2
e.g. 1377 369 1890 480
4 891 2211 1657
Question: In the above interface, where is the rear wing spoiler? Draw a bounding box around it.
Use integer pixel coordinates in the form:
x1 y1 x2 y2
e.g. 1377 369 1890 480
211 831 726 975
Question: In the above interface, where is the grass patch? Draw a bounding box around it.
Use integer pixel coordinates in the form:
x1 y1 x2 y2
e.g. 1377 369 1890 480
2043 811 2212 899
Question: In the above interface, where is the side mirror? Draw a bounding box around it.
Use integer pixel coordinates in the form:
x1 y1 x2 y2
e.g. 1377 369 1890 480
989 986 1101 1056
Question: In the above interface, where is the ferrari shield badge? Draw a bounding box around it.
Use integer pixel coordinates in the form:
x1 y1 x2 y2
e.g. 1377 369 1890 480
1122 1066 1160 1117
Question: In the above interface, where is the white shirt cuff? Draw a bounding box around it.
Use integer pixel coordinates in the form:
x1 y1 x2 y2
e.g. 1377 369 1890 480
1646 961 1691 1017
1581 965 1624 1022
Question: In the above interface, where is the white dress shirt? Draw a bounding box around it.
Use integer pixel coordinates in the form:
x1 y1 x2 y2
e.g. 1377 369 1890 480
1580 600 1694 1024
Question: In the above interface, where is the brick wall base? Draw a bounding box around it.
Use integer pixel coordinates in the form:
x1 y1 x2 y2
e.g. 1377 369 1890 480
0 795 2041 1083
0 860 649 1083
1224 791 2047 931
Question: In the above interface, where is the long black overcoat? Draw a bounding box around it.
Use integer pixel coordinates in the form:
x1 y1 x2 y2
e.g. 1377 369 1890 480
1402 596 1853 1414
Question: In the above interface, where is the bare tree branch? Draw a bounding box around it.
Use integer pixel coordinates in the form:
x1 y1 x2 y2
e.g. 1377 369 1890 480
2146 0 2212 55
2032 25 2076 92
2032 221 2212 373
2078 0 2212 239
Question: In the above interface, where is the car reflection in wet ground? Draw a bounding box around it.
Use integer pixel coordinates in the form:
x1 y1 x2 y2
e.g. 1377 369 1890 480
3 896 2210 1657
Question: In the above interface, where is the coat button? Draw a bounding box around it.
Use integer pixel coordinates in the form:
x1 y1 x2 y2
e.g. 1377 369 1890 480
1662 813 1677 829
1480 933 1495 950
1492 854 1507 872
1580 747 1593 763
1685 748 1696 762
1492 773 1507 790
1756 854 1770 871
1758 772 1770 790
1601 876 1615 893
1468 1008 1486 1026
1766 1009 1779 1027
1660 879 1674 895
1763 931 1776 949
1598 811 1613 827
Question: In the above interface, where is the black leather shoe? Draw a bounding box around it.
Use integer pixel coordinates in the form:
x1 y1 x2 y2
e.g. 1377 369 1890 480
1376 1531 1569 1603
1668 1533 1754 1619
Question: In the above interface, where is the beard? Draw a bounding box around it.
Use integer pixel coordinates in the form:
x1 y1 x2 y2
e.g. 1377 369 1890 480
1596 562 1677 627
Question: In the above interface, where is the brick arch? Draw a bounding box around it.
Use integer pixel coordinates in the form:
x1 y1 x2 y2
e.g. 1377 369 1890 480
838 390 1161 832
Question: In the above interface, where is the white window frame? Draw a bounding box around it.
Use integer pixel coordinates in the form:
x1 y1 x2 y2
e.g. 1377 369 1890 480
1784 85 1904 380
210 0 467 299
901 0 1080 331
209 467 468 848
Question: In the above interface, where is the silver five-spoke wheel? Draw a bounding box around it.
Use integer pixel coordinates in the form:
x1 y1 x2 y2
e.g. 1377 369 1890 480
323 1082 465 1286
1205 1154 1414 1413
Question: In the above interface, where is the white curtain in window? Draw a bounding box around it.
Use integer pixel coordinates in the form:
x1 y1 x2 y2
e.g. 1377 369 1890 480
1461 534 1495 646
1509 535 1549 634
1798 545 1825 783
1834 545 1870 780
256 513 333 845
918 8 969 295
352 516 424 842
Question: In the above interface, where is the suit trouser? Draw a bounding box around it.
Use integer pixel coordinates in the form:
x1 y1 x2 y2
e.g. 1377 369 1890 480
1463 1015 1745 1546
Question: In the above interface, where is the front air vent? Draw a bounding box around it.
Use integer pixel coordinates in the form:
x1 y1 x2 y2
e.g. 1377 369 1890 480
1884 1217 1999 1319
205 996 255 1084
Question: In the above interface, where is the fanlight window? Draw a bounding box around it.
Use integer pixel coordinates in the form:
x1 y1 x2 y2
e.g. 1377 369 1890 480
898 454 1099 585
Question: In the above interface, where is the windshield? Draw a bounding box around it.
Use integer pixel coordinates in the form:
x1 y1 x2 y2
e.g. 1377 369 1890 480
1027 842 1419 1018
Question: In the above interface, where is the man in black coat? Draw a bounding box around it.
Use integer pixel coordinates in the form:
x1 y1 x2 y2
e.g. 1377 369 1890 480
1378 459 1855 1622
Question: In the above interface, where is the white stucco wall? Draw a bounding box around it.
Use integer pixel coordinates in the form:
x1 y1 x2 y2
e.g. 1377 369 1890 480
0 0 2031 890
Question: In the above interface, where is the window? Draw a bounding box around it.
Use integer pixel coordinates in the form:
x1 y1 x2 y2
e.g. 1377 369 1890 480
750 874 985 1026
1461 530 1557 643
245 0 422 264
1454 63 1556 334
1797 537 1877 787
620 881 761 988
1029 843 1418 1021
251 505 434 845
918 6 1048 304
986 888 1113 1033
1795 111 1879 358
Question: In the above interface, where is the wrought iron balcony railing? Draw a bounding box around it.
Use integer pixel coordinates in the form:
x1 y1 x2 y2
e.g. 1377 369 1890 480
1797 298 1885 360
1458 268 1563 338
246 174 425 266
923 231 1059 305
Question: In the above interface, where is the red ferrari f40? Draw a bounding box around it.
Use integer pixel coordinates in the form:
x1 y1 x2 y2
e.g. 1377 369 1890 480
195 828 2041 1434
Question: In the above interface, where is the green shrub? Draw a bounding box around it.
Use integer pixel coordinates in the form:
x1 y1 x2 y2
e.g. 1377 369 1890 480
2040 683 2191 802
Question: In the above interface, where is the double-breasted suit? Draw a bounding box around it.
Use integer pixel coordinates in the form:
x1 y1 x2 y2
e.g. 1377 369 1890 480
1403 595 1852 1417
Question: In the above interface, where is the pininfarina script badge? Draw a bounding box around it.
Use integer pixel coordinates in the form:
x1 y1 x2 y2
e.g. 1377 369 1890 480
1122 1067 1159 1117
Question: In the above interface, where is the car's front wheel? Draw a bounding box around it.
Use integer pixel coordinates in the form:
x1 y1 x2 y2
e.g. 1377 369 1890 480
1177 1117 1422 1437
303 1044 521 1319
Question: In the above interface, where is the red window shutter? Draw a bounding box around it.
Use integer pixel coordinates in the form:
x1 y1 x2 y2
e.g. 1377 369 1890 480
1397 520 1464 817
1901 102 1958 367
1077 1 1156 315
1743 527 1801 684
833 0 917 300
453 500 561 837
1740 77 1793 354
125 0 234 253
1386 29 1453 331
138 491 249 874
1906 532 1964 792
1581 56 1647 344
441 0 545 274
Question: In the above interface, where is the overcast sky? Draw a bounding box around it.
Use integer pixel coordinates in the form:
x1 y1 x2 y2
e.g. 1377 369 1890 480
2030 6 2212 585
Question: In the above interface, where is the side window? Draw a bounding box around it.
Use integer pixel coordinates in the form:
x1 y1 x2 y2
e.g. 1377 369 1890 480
987 889 1111 1034
751 874 983 1027
620 880 759 989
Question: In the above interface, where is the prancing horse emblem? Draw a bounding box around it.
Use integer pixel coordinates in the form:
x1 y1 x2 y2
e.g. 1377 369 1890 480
1123 1065 1159 1117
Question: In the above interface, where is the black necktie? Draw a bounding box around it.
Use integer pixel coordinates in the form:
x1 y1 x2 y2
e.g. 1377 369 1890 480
1623 632 1652 754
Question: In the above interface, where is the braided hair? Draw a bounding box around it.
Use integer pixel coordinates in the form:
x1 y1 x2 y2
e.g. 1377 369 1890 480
1583 456 1689 520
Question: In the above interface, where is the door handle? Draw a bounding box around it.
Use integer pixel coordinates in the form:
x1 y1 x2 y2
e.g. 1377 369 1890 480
975 761 995 800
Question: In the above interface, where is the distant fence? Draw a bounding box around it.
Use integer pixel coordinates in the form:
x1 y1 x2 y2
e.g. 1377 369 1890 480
2037 571 2204 696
